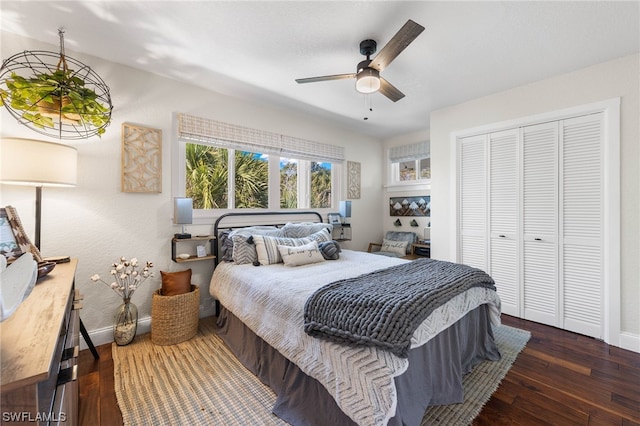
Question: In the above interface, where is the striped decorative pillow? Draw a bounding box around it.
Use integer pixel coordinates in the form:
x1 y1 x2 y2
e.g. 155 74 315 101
253 235 313 265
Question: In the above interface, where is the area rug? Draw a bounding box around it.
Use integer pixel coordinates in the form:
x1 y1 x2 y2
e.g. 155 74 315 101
113 316 530 426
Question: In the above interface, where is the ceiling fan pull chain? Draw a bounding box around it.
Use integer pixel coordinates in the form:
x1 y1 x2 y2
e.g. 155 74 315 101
363 94 373 120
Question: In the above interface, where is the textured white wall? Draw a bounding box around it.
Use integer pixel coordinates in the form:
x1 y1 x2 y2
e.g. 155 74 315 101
429 54 639 338
0 32 383 341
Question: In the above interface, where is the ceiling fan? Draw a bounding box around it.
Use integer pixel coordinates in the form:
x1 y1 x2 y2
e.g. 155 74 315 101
295 19 425 102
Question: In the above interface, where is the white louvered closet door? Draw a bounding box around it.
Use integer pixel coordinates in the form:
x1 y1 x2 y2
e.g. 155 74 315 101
459 134 487 270
560 113 603 338
488 129 519 316
522 122 559 327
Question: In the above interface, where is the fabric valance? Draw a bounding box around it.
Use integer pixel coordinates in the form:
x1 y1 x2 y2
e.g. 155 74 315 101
177 113 344 163
389 141 430 163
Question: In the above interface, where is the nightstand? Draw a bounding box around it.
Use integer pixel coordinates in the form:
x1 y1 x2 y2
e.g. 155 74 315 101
331 224 352 241
410 241 430 258
171 235 216 262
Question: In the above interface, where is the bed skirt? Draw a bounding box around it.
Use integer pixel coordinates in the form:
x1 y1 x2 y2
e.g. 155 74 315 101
215 304 500 426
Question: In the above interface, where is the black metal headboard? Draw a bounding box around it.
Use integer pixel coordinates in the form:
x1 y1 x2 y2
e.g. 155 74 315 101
212 211 324 267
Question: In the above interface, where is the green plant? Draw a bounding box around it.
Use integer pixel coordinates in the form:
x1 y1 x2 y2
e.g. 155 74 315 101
0 69 110 135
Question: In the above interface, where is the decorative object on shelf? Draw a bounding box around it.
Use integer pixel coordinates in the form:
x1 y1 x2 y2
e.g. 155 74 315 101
328 213 341 225
173 197 193 239
393 218 402 227
389 196 430 217
0 29 112 140
424 223 431 241
410 219 419 227
347 161 361 199
90 256 154 345
1 138 77 251
121 123 162 193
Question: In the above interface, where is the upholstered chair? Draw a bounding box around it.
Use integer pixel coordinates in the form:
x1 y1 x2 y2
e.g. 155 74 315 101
367 231 417 257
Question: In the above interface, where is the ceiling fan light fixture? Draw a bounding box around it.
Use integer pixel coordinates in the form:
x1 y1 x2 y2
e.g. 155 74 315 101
355 68 380 94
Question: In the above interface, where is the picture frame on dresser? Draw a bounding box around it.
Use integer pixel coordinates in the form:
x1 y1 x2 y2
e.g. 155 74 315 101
0 208 23 261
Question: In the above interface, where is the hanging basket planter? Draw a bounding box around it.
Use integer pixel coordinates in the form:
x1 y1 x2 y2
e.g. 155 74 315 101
0 29 113 140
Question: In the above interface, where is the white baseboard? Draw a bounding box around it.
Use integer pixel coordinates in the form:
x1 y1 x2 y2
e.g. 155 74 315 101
619 331 640 354
79 302 217 351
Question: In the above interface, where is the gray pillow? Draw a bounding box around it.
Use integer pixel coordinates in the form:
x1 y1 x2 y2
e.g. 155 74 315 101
219 230 234 262
282 222 333 238
318 240 341 260
230 226 284 264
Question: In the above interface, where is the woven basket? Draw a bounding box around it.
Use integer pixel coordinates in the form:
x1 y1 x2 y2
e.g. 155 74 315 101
151 285 200 345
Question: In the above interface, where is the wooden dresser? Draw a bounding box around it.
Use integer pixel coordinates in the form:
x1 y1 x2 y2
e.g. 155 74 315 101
1 259 80 425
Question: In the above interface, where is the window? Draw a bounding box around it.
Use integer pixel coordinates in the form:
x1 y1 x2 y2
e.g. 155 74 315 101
280 158 297 208
177 114 344 212
388 142 430 186
185 143 228 209
311 162 331 208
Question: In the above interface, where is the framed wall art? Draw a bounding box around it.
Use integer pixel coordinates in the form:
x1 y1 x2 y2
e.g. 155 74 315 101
347 161 361 199
121 123 162 193
389 196 430 217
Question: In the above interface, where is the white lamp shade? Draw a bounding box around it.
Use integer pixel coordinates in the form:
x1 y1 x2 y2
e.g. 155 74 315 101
173 197 193 225
0 138 77 187
339 200 352 218
355 68 381 94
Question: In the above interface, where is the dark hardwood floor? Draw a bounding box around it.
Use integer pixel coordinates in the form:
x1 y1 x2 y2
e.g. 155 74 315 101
79 315 640 425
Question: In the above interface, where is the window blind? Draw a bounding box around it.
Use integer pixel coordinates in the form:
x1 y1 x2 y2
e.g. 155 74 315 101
178 113 344 163
389 141 430 163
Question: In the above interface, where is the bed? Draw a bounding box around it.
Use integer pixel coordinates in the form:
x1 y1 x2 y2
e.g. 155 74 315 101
209 212 501 426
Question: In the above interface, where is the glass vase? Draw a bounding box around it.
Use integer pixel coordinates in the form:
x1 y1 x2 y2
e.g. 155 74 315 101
113 298 138 346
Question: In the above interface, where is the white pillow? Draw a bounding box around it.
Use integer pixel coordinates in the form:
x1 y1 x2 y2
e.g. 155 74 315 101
381 238 409 256
253 235 312 265
278 241 325 267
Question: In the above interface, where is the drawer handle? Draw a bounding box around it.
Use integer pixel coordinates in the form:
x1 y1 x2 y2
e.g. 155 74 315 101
534 238 542 241
57 364 78 386
499 235 506 238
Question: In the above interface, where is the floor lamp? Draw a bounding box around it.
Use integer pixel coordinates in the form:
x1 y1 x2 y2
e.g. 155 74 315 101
0 138 99 359
0 138 77 251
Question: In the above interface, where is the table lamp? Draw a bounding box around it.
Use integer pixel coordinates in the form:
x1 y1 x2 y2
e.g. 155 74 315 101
339 200 351 224
173 197 193 239
0 138 77 251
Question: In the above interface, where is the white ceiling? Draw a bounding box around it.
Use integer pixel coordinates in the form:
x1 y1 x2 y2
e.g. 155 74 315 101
1 1 638 139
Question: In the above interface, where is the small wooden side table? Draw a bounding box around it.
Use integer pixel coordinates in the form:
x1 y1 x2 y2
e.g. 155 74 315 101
404 241 431 260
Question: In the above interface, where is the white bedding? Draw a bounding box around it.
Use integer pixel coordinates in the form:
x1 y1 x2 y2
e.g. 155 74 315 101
209 249 501 426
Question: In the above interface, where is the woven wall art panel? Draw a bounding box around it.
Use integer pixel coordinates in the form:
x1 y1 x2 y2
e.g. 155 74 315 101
121 123 162 193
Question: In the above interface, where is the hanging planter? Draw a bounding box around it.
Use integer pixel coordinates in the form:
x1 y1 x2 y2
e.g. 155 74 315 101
0 29 112 140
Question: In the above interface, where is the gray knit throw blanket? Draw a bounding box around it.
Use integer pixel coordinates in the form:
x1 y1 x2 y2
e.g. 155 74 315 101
303 258 496 358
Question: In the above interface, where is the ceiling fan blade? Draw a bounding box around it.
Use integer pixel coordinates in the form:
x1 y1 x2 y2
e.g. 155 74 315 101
379 77 405 102
295 73 355 84
369 19 425 72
